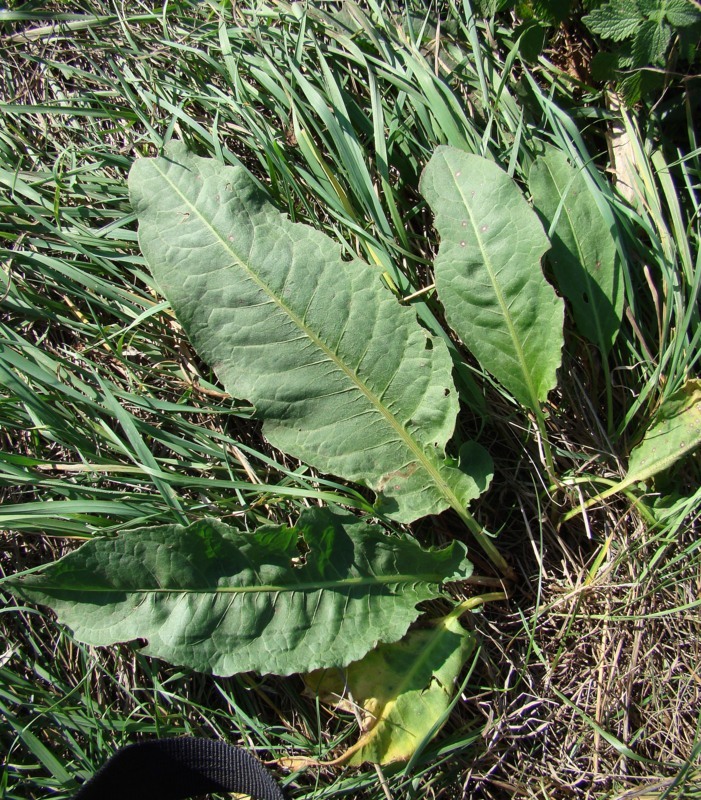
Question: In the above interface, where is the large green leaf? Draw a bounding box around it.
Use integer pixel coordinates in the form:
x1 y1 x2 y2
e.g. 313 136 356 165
420 146 564 411
529 144 623 355
305 611 476 765
5 508 472 677
128 142 490 524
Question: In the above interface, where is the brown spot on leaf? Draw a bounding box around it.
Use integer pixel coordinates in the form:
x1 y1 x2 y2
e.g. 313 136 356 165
377 464 418 491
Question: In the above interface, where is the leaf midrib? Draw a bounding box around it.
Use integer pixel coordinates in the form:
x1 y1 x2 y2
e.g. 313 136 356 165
27 574 438 594
152 159 464 513
449 164 542 412
379 616 467 706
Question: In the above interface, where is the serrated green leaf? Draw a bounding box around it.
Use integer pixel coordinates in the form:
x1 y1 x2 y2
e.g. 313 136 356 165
420 146 564 412
305 612 476 765
645 8 667 24
583 0 643 40
128 143 489 524
529 145 623 355
664 0 701 27
616 39 637 66
632 19 673 64
5 508 473 677
619 69 646 103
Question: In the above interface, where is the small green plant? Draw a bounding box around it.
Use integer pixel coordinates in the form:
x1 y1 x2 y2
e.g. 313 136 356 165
476 0 700 101
584 0 701 102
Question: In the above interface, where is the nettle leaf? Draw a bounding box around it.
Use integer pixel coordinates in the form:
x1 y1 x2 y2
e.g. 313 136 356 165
420 146 564 412
632 19 672 65
619 70 647 103
305 612 475 765
529 144 623 355
6 508 472 677
664 0 701 27
128 143 490 524
583 0 643 40
616 40 637 67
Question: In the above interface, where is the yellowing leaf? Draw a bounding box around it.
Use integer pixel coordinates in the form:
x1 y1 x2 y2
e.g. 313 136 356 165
564 380 701 519
626 380 701 485
305 612 476 765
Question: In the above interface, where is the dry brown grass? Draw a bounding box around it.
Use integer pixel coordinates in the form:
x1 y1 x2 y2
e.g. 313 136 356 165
451 489 701 800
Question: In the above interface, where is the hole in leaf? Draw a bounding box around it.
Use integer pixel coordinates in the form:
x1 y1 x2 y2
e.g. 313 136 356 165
294 538 309 568
582 293 589 304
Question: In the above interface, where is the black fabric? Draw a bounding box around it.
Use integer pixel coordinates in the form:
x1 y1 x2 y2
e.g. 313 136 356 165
73 737 285 800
